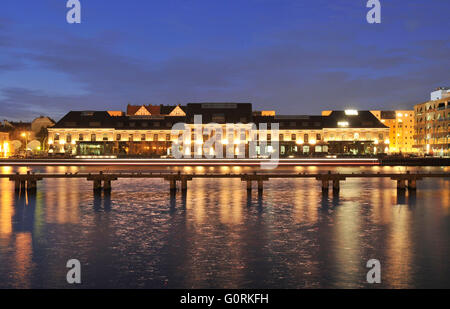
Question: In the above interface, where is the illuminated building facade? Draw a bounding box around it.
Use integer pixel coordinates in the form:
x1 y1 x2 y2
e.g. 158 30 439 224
48 104 389 157
414 95 450 157
370 110 416 153
0 132 10 158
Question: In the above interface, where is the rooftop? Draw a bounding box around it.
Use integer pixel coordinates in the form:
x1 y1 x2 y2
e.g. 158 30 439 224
52 104 388 130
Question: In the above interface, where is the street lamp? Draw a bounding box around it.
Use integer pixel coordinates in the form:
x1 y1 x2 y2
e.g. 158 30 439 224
21 132 30 158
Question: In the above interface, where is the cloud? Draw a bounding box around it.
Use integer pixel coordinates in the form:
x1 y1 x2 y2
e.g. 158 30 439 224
0 87 114 121
0 6 449 120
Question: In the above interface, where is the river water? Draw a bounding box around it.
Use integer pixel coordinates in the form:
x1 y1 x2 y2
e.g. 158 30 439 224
0 165 449 288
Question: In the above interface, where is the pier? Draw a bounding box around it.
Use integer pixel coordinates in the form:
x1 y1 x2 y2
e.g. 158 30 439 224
2 171 449 195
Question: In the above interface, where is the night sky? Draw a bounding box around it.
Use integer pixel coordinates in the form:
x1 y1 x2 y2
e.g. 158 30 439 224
0 0 449 121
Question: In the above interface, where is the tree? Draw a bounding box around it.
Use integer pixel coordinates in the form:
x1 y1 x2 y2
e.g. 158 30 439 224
35 127 49 151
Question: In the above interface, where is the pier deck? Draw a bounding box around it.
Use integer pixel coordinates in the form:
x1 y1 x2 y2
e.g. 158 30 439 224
1 171 448 194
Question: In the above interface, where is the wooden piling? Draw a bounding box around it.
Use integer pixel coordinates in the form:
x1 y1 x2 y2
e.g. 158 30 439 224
93 179 102 192
14 180 21 192
397 179 406 190
322 179 329 192
247 180 252 191
103 180 112 191
408 179 417 191
170 179 177 191
181 179 188 191
257 180 263 192
333 180 340 192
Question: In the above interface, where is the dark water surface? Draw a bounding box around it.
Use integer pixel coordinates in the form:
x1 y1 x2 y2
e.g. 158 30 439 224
0 165 449 288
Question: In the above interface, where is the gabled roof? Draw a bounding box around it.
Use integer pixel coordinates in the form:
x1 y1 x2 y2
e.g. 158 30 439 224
127 105 161 116
323 111 388 129
160 105 187 116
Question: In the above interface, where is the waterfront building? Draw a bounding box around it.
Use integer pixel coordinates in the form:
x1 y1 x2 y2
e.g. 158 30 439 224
48 104 389 157
414 90 450 157
0 131 10 158
1 116 55 155
430 87 450 101
370 110 416 154
2 120 32 141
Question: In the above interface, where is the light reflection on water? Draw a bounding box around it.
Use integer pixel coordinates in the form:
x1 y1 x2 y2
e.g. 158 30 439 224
0 165 449 288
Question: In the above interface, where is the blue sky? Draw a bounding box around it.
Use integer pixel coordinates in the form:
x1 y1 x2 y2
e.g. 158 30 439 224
0 0 449 121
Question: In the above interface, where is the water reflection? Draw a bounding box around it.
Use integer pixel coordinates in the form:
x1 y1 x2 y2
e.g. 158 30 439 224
0 178 14 237
386 204 414 288
0 165 448 288
44 179 80 224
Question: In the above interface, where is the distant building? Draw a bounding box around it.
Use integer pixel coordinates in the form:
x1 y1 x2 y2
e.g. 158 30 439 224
320 110 389 155
2 121 32 141
0 131 10 158
414 94 449 157
1 116 55 154
48 104 389 157
430 87 450 101
370 110 416 153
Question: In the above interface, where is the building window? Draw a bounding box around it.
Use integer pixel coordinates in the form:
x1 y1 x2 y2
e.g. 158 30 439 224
304 134 309 143
66 134 72 143
79 134 84 141
279 134 283 141
154 134 159 142
116 134 121 141
166 134 171 141
91 134 96 142
291 134 296 141
54 134 60 141
129 134 133 142
316 134 321 141
240 132 246 142
141 134 146 141
103 134 108 141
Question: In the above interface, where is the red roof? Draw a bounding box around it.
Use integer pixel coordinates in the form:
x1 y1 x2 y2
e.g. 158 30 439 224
127 105 161 116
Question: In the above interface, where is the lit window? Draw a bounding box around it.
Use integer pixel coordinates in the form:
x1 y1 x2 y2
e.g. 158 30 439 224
345 110 359 116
